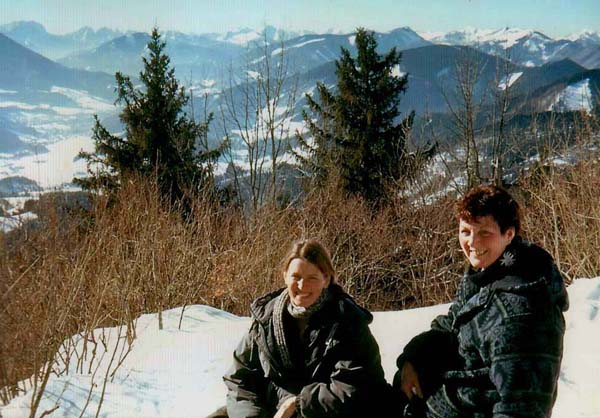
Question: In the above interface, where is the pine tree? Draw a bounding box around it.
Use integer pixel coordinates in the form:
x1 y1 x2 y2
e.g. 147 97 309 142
298 28 415 202
74 27 221 203
295 81 339 186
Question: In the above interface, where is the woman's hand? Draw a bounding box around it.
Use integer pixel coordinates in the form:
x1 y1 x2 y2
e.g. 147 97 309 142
274 396 297 418
400 361 423 399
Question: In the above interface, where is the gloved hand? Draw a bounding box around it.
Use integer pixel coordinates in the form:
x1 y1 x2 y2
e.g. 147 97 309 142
403 395 427 418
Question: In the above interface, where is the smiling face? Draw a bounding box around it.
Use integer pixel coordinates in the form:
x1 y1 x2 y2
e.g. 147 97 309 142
459 215 515 269
284 258 330 308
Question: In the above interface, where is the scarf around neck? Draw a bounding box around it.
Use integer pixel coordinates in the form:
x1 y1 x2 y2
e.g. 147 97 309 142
287 288 331 319
273 288 331 369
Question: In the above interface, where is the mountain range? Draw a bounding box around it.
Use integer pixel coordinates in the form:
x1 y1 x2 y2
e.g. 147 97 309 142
0 21 598 194
0 21 125 60
424 27 600 69
2 21 599 74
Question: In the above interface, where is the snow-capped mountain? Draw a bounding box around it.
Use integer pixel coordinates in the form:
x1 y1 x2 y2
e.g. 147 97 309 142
58 31 245 83
58 27 429 87
424 27 540 49
566 30 600 47
207 25 310 46
422 27 600 69
243 27 430 75
0 33 114 96
377 26 432 52
58 32 153 76
0 21 124 59
0 33 117 192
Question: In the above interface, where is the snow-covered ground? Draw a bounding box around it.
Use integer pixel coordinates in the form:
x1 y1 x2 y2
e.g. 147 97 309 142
1 278 599 418
498 71 523 90
0 86 115 190
0 211 38 232
550 79 593 113
0 135 95 189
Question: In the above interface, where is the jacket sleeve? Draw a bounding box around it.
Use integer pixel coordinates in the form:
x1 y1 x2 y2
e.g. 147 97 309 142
296 323 388 418
393 295 463 397
486 302 565 418
223 321 270 418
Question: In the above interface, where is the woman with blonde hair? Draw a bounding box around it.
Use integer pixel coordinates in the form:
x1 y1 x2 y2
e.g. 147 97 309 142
212 239 389 418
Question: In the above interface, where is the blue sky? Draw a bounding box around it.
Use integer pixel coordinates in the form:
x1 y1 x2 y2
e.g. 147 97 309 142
0 0 598 38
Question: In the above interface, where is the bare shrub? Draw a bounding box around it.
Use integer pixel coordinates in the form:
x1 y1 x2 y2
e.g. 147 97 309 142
519 156 600 282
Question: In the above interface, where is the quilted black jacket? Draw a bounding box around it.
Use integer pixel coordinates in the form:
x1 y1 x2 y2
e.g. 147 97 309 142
394 237 569 418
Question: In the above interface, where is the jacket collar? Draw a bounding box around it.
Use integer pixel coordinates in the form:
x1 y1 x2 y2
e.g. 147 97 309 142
467 236 552 288
453 237 569 328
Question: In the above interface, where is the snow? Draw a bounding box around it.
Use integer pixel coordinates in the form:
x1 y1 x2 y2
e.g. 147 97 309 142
246 70 260 80
550 79 593 112
498 71 523 90
49 86 114 112
0 211 38 232
1 194 42 214
0 101 39 110
1 277 599 418
201 79 216 88
218 29 262 46
391 64 406 78
566 30 600 43
417 31 445 41
271 38 326 56
428 27 538 49
0 86 117 192
0 135 95 189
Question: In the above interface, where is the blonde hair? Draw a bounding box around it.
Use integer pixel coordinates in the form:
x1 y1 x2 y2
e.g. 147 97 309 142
280 239 336 284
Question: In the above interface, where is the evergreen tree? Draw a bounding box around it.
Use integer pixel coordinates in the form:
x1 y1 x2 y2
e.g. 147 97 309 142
298 28 415 202
75 27 221 203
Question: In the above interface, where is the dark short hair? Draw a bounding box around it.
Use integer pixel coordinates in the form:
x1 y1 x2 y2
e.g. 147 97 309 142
455 185 521 234
280 239 336 284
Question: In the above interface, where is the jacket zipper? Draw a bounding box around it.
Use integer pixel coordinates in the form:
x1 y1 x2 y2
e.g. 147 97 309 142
311 323 339 380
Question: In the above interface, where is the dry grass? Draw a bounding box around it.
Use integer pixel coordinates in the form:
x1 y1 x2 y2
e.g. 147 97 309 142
519 157 600 282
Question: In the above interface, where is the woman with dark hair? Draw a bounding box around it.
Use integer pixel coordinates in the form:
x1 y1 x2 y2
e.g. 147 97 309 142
394 184 569 418
211 239 389 418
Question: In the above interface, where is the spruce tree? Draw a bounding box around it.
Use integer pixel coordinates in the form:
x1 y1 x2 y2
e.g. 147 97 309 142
298 28 414 202
75 27 221 203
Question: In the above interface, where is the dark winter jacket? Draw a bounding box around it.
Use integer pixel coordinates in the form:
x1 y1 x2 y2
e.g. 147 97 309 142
223 285 390 418
394 237 569 418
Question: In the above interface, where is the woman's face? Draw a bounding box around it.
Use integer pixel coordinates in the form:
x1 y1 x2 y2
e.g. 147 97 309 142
459 215 515 269
284 258 330 308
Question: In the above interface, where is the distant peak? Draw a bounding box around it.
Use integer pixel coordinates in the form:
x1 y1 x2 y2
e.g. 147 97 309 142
424 27 554 48
566 29 600 42
0 20 47 33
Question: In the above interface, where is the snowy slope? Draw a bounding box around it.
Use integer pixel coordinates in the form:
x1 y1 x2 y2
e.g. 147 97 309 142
550 78 594 112
421 27 600 69
1 278 599 418
567 30 600 46
424 27 538 49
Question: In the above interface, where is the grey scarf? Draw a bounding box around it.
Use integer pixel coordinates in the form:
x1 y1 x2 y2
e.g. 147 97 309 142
273 288 331 369
287 288 331 319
